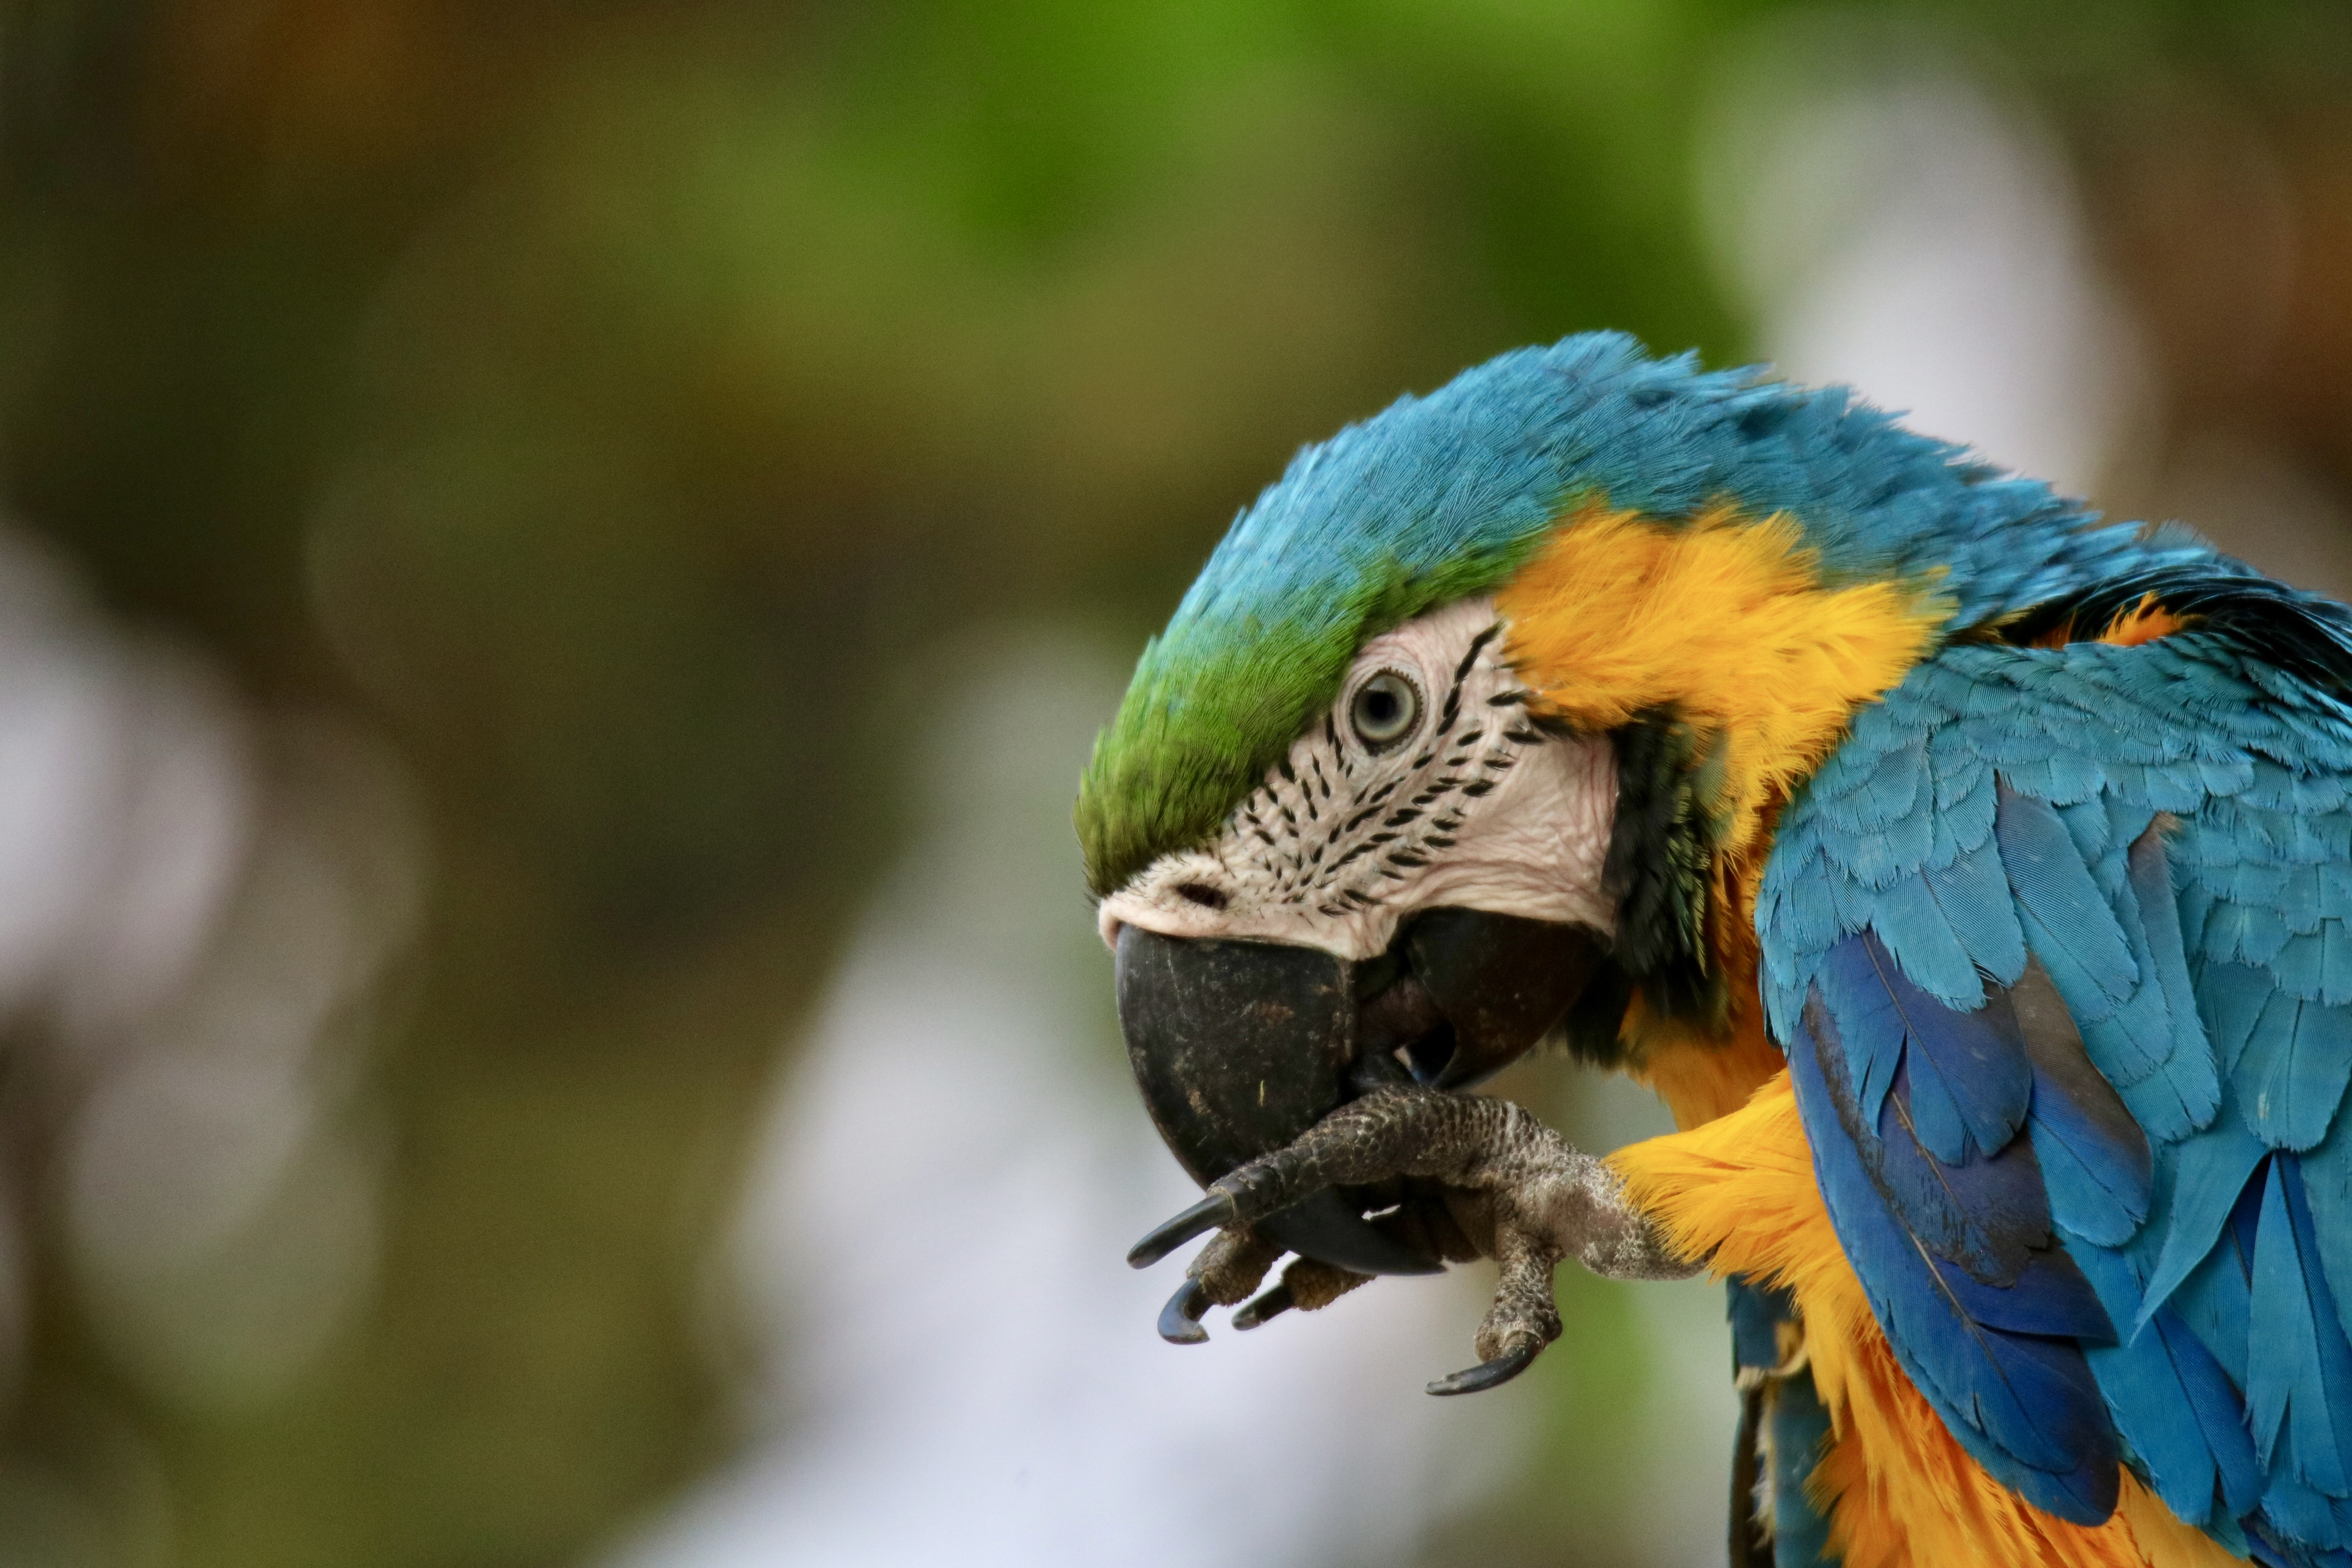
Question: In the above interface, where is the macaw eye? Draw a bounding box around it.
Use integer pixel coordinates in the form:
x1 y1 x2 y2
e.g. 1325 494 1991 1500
1350 671 1422 750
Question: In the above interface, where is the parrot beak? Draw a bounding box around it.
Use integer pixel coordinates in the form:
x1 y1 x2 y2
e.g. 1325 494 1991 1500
1115 909 1607 1276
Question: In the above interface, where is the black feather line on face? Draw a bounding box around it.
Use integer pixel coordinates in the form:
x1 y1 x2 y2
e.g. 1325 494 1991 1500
1560 964 1636 1067
1529 707 1728 1070
1602 706 1728 1027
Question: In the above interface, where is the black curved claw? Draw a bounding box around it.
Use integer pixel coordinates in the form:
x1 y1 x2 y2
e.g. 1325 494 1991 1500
1231 1284 1293 1331
1158 1278 1212 1344
1426 1344 1538 1396
1127 1191 1237 1270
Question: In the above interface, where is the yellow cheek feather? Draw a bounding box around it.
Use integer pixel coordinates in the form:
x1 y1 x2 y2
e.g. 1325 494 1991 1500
1494 502 1945 867
1613 1077 2242 1568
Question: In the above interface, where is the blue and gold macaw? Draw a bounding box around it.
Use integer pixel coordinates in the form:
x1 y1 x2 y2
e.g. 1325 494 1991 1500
1080 333 2352 1567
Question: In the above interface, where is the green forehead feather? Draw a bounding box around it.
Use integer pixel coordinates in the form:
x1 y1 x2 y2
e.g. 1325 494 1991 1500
1075 331 2152 897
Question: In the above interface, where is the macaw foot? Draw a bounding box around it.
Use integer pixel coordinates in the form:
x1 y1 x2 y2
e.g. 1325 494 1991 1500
1129 1085 1698 1394
1153 1184 1478 1346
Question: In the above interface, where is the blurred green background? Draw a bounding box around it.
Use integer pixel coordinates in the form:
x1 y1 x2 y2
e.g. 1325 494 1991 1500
0 2 2346 1565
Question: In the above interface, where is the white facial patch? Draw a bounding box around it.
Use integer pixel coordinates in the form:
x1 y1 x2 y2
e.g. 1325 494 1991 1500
1099 597 1616 962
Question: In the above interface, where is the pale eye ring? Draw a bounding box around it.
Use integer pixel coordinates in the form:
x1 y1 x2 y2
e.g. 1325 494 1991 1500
1350 670 1423 750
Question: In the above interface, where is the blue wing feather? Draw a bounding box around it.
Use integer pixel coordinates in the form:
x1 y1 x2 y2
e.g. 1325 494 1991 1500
2239 997 2352 1152
2024 1018 2151 1248
2248 1161 2338 1485
2303 1112 2352 1356
1996 783 2140 1016
1786 996 2119 1519
2140 1088 2269 1328
2071 1237 2262 1525
1820 933 2029 1163
1924 842 2028 976
1762 624 2352 1558
2205 961 2279 1079
2274 1161 2352 1492
1872 873 1986 1009
2175 1224 2256 1391
2130 830 2218 1099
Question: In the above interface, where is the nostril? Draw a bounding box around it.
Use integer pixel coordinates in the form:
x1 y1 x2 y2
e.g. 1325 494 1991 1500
1173 881 1228 910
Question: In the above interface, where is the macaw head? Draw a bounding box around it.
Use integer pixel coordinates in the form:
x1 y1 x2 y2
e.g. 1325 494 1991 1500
1077 331 2152 1274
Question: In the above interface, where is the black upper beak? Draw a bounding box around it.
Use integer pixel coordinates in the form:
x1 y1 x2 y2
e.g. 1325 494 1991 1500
1116 908 1606 1276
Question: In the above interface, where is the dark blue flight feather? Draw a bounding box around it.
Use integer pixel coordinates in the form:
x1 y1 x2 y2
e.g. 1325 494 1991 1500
1791 988 2119 1520
1819 931 2032 1171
